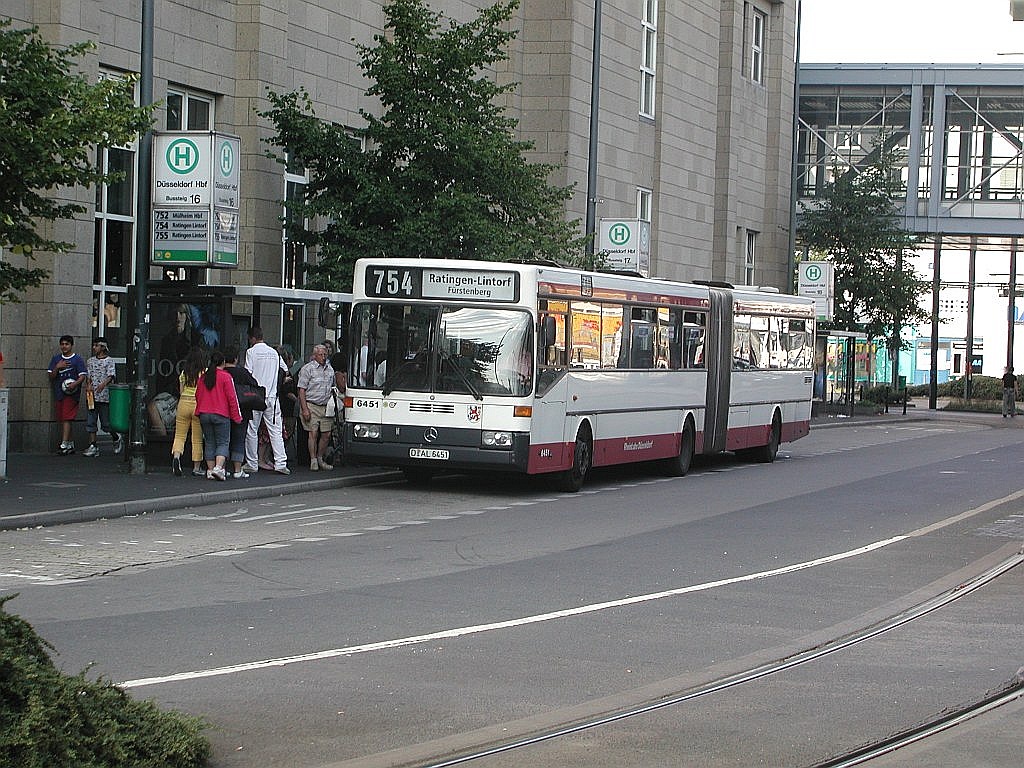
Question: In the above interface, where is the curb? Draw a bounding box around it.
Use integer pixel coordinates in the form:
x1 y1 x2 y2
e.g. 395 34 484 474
0 470 404 531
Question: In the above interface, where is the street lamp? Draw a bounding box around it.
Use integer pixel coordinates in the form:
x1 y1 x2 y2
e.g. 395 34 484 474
585 0 602 260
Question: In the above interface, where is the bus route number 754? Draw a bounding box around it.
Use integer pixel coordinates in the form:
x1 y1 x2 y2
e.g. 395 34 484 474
369 267 418 298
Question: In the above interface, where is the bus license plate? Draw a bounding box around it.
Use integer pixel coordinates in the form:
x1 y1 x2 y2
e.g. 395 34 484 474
410 448 449 460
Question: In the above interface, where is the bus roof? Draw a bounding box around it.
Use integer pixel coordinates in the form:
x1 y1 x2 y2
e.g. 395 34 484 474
353 258 814 316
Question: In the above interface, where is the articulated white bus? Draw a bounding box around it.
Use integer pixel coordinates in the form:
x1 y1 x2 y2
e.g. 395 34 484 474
344 258 815 491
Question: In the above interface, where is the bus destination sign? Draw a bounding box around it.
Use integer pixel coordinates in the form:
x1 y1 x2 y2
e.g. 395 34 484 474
366 266 519 302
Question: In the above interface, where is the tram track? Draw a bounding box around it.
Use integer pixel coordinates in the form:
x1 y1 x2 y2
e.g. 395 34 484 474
328 544 1024 768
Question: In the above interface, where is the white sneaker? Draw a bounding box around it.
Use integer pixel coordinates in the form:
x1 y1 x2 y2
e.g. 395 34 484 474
211 466 227 481
274 466 291 475
318 458 333 471
232 471 249 479
310 458 319 471
242 464 258 474
83 444 99 457
113 435 125 454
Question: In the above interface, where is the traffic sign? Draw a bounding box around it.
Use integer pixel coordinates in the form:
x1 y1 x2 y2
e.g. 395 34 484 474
151 131 241 268
152 209 210 264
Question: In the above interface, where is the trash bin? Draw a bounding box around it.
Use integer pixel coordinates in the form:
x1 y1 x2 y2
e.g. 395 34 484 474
108 384 131 434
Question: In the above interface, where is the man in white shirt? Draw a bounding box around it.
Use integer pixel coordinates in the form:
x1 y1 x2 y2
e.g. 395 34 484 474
243 325 290 474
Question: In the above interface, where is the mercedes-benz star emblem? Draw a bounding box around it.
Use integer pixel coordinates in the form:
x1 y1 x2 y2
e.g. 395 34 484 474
423 427 439 443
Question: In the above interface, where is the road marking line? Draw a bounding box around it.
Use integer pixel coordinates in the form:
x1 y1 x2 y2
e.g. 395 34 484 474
265 511 353 525
233 506 354 523
120 535 906 690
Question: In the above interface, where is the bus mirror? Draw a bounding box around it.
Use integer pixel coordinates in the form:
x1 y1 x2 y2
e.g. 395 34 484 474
541 315 557 347
318 298 341 329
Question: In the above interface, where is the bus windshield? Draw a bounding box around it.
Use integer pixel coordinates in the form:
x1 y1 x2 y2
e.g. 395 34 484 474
350 303 534 397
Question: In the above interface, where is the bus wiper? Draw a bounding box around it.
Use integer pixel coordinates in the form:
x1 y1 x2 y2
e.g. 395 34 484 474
381 359 422 397
440 350 483 401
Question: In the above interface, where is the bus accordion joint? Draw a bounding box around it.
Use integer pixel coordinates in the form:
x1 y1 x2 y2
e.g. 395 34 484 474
513 405 533 418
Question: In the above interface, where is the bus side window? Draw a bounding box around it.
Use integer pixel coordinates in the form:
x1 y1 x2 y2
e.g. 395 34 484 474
683 311 706 369
537 311 568 395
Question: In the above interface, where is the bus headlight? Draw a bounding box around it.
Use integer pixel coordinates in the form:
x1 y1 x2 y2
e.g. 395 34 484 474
482 430 513 448
352 423 381 440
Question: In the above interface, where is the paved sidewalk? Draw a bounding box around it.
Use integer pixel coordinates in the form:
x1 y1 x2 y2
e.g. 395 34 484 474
0 450 401 531
0 402 1016 531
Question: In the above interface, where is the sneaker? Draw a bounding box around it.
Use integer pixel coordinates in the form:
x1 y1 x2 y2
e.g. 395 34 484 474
59 442 75 455
83 444 99 457
310 458 319 471
172 456 183 476
211 466 227 481
318 458 333 471
242 464 258 474
274 466 291 475
232 470 249 479
113 435 125 455
192 468 207 477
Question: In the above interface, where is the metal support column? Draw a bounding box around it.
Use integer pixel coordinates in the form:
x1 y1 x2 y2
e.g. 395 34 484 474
1008 237 1018 373
929 236 941 410
966 237 976 401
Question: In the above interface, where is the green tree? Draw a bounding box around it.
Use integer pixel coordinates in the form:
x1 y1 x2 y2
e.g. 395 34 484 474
260 0 588 292
798 137 928 378
0 20 154 303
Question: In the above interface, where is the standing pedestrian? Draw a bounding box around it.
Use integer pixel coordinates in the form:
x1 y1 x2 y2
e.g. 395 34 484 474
1002 365 1019 418
194 349 241 481
82 337 124 456
47 335 87 455
170 347 207 476
297 344 335 471
224 346 259 479
243 326 290 474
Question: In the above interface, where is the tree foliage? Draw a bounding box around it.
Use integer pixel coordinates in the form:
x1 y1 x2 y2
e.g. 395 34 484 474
0 20 154 303
798 137 929 356
260 0 588 292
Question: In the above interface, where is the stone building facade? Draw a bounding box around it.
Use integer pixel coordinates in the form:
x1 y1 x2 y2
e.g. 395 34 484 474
0 0 797 452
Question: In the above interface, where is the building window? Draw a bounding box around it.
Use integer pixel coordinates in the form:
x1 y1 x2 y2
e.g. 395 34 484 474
92 71 136 359
283 156 307 290
637 187 652 223
166 89 214 130
640 0 658 118
748 5 766 85
745 230 757 284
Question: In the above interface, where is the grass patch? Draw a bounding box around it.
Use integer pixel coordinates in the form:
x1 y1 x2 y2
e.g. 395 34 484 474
1 595 210 767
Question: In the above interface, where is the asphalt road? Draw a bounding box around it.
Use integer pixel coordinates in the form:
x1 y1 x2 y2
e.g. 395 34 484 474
3 420 1024 767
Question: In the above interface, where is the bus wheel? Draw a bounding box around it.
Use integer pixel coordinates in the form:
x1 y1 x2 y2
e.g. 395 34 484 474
402 467 434 486
559 427 592 493
662 420 694 477
750 414 781 463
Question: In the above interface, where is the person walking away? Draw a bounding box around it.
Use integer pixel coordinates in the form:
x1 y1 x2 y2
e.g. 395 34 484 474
47 335 87 455
224 346 259 478
170 347 207 476
297 344 335 471
243 326 290 474
1002 366 1019 418
82 337 124 456
194 350 241 481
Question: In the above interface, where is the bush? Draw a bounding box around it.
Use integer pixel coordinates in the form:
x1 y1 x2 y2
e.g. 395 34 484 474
906 376 1011 402
0 595 210 768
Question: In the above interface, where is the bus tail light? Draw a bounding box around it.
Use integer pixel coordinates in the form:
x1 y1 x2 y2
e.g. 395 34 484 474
513 406 532 418
343 396 354 408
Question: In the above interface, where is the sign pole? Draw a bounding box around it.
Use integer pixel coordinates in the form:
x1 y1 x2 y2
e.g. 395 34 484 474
131 0 154 473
